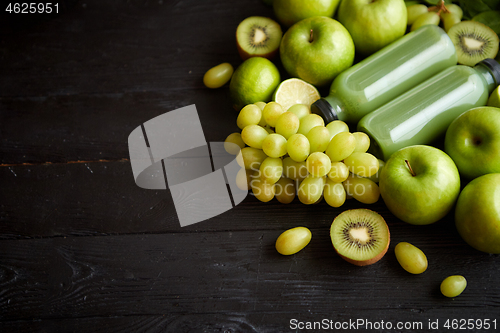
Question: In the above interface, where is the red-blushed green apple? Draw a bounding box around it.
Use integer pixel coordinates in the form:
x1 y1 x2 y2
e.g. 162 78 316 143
338 0 407 55
279 16 355 87
445 106 500 179
455 173 500 254
379 145 461 225
273 0 341 28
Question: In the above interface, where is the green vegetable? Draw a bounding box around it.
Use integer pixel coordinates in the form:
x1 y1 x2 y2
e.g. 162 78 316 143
472 11 500 34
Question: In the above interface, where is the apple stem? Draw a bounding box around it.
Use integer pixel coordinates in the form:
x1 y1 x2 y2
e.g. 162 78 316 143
405 160 416 177
309 29 314 43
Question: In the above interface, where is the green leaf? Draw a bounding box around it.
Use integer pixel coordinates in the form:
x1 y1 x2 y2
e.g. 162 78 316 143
459 0 499 19
472 11 500 34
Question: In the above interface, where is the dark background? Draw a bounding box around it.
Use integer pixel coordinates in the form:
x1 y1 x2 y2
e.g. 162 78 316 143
1 0 499 332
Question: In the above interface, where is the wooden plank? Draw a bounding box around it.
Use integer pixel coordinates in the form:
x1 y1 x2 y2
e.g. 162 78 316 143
0 231 498 326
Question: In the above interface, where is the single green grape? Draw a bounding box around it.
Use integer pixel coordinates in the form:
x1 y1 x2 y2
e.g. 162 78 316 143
263 102 285 127
241 124 269 149
343 174 380 204
367 159 385 183
203 62 234 88
224 132 246 155
237 147 267 170
328 161 349 183
324 178 346 208
306 152 332 177
306 126 332 153
441 12 461 32
352 132 370 153
411 11 440 31
298 175 325 204
275 227 312 255
287 104 310 120
251 177 275 202
446 4 463 20
441 275 467 298
262 133 287 158
325 132 356 162
395 242 428 274
275 177 296 204
326 120 349 140
237 104 263 129
407 4 429 25
344 152 379 178
259 157 283 185
287 133 310 162
283 157 308 182
297 114 324 135
275 112 300 139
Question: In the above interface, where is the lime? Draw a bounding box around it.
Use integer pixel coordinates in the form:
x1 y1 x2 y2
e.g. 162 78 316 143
229 57 281 111
273 78 320 111
487 85 500 108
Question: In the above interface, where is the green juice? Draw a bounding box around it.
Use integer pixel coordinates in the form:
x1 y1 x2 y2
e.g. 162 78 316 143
358 60 499 161
312 25 457 124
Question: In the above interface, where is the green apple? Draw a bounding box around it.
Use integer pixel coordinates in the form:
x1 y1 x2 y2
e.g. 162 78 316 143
279 16 355 87
379 145 461 225
273 0 341 28
444 106 500 179
455 173 500 254
338 0 407 55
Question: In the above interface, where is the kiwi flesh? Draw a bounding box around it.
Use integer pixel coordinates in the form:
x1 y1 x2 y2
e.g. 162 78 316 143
236 16 282 60
330 209 390 266
448 21 499 67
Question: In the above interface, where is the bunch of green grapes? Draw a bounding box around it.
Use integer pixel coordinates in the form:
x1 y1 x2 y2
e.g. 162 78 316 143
407 1 463 32
224 101 385 207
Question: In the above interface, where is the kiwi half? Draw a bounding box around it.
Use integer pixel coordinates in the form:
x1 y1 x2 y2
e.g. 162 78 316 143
448 21 499 67
330 209 390 266
236 16 282 60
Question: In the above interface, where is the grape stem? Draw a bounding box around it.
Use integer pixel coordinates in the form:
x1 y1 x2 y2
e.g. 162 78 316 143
405 160 416 177
309 29 314 43
428 0 449 15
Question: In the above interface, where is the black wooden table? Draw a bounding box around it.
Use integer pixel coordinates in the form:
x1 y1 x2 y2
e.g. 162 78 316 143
1 1 499 332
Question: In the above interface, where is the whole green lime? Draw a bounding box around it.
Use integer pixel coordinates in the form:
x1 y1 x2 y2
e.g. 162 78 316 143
229 57 280 111
273 0 341 27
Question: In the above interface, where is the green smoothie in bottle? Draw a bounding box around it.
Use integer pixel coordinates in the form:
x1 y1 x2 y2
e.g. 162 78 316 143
312 25 457 124
358 59 500 161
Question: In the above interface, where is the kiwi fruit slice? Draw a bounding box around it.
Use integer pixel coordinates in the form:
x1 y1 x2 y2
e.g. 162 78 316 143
448 21 499 67
330 209 390 266
236 16 283 60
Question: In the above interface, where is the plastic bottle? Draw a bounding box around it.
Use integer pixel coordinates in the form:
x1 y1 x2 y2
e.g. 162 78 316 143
311 25 457 124
357 59 500 161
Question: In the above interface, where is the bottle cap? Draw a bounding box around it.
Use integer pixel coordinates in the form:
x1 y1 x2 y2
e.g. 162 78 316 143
311 98 338 123
478 58 500 86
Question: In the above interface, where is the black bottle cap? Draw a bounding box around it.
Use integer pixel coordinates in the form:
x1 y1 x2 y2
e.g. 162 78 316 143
478 58 500 86
311 98 338 123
